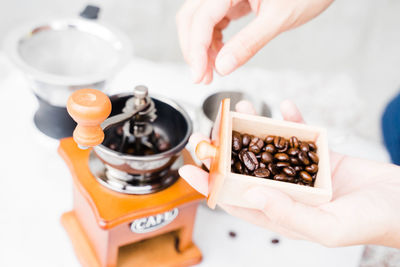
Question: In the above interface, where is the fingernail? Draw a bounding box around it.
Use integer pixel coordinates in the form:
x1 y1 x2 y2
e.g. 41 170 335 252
235 100 257 115
215 54 237 75
243 188 268 210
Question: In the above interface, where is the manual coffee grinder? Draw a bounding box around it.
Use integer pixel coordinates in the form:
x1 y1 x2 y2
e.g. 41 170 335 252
59 86 203 267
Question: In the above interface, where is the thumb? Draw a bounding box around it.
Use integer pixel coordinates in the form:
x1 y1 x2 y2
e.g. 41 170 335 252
215 15 281 75
243 187 338 243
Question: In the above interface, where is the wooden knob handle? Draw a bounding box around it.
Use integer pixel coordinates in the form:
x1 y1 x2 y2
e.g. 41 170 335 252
67 88 111 147
195 141 217 160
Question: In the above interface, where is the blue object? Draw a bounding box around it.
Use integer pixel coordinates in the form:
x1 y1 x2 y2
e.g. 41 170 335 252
382 92 400 165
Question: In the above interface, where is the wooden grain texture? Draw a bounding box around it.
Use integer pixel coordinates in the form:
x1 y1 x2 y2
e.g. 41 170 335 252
61 211 202 267
58 137 204 229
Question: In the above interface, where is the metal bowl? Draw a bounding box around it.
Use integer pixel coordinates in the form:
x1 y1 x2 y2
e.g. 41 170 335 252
89 93 193 194
197 90 271 136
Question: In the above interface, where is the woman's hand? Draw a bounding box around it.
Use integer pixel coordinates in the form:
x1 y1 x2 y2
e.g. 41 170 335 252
176 0 334 84
179 100 400 248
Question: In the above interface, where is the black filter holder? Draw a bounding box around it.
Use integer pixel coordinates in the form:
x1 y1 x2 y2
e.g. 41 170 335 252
33 94 77 139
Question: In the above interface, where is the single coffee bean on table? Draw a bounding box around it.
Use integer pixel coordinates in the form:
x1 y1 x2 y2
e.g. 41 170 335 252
231 131 320 187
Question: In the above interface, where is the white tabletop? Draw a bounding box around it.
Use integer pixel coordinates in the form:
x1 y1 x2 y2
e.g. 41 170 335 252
0 52 387 267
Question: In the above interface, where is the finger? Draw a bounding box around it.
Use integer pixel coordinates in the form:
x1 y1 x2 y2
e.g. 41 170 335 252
215 17 230 30
189 0 241 82
220 203 306 240
215 14 281 75
189 133 211 169
280 99 305 123
178 165 209 196
235 100 257 115
176 0 203 63
201 50 214 84
243 186 339 243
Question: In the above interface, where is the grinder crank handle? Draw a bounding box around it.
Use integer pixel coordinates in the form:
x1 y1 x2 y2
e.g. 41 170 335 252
67 88 112 148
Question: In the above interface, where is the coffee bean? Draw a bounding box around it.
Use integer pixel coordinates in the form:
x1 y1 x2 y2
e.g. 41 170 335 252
265 135 275 144
264 144 276 154
290 157 301 165
287 148 299 156
277 140 289 153
259 162 266 168
242 134 251 147
298 151 310 165
274 136 286 149
308 141 317 151
308 151 319 164
238 149 246 162
294 165 303 172
229 231 237 238
232 131 242 151
271 238 280 245
299 171 313 182
234 161 244 173
283 166 296 176
268 163 280 175
305 163 318 174
109 143 118 150
249 144 261 154
274 174 289 182
276 162 290 168
231 158 235 166
250 137 264 150
254 168 271 178
274 153 289 162
261 152 274 164
300 142 310 152
289 136 299 149
242 151 259 171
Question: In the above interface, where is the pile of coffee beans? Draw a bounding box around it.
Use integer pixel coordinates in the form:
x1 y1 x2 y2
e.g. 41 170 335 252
231 131 319 186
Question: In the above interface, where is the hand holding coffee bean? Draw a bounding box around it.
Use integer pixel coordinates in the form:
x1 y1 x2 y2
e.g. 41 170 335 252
232 132 319 186
179 100 400 249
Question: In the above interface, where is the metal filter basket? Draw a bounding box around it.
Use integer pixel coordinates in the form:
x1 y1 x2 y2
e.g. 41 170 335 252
4 6 132 138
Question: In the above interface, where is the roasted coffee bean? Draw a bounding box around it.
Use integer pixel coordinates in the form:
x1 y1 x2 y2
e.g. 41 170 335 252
274 136 286 149
299 171 313 182
274 174 289 182
300 142 310 152
305 163 319 174
116 126 124 136
109 143 118 150
274 153 289 162
250 137 264 150
264 144 276 154
234 161 244 173
232 131 242 151
289 136 299 148
277 140 289 152
261 152 274 164
287 148 299 156
242 151 259 171
265 135 275 144
294 165 303 172
308 141 317 151
290 157 301 165
242 134 251 147
238 149 246 162
298 151 310 165
283 166 296 176
276 161 290 168
231 131 319 187
268 163 280 175
308 151 319 164
249 144 261 154
254 168 271 178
